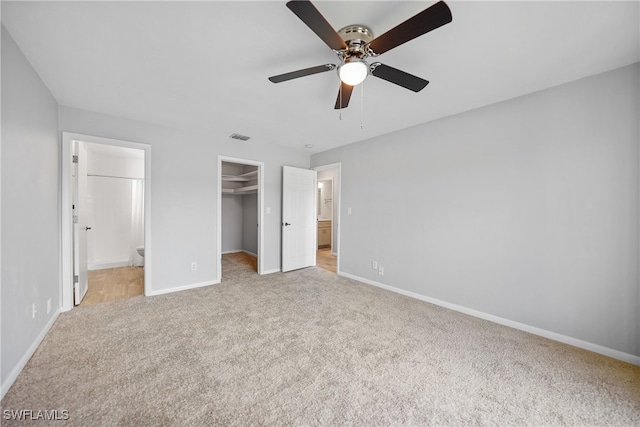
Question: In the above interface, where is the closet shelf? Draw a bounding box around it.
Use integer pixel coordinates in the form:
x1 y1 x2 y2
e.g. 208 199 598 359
221 170 258 182
235 184 257 194
222 174 249 182
221 166 258 195
222 184 257 195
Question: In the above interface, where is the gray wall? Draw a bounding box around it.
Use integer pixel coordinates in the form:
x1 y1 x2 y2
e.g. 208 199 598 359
242 193 258 255
1 25 60 391
312 63 640 359
221 193 258 256
58 106 309 290
221 195 243 253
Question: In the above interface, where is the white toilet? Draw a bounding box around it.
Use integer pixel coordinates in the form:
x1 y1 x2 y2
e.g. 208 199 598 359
136 246 144 258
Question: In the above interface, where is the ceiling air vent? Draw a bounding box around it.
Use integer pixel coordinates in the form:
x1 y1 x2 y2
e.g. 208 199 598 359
229 133 251 141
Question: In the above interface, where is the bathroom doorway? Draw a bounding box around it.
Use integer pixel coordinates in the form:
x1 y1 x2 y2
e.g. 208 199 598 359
61 132 151 311
313 163 341 274
217 156 264 281
80 142 145 306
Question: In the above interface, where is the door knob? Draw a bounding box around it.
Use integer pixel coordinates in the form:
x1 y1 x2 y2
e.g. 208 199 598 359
283 222 291 226
84 227 92 231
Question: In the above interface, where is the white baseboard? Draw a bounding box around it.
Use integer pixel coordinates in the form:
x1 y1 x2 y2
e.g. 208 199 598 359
1 309 61 400
146 280 219 297
88 255 130 271
88 261 129 271
222 249 257 258
261 268 281 275
338 272 640 366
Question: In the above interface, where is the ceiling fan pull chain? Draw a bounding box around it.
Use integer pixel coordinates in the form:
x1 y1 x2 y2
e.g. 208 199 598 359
339 84 342 120
360 80 365 130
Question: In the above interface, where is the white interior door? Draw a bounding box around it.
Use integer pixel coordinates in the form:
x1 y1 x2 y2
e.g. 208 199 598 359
73 141 89 305
282 166 316 272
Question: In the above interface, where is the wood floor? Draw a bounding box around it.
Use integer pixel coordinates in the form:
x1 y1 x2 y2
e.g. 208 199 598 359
80 266 144 307
316 247 337 273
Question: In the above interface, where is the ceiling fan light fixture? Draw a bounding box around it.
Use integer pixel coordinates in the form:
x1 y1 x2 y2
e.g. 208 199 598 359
338 59 368 86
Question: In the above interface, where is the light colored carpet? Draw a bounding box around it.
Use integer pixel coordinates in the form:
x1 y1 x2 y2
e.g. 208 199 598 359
2 254 639 426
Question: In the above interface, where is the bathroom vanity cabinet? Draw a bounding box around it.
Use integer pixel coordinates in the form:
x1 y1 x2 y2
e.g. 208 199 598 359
318 220 331 248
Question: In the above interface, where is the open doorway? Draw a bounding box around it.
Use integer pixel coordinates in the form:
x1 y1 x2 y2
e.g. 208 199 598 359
217 156 264 281
313 163 341 274
61 132 151 312
79 142 145 306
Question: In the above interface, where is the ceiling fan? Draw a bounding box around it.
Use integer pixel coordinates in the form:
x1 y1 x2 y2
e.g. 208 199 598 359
268 0 453 109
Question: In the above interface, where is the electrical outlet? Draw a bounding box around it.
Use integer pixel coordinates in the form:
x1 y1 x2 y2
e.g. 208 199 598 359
191 262 197 271
378 266 384 276
47 298 51 314
32 302 38 319
372 260 378 270
348 207 352 215
266 207 271 214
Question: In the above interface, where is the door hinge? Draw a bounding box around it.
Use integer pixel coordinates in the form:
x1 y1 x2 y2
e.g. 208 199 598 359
73 275 78 283
73 215 79 224
72 155 78 164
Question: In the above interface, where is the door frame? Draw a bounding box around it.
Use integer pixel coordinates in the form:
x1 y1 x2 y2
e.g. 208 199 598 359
313 162 341 273
61 132 152 312
316 176 333 252
317 177 334 222
72 140 89 305
217 155 265 280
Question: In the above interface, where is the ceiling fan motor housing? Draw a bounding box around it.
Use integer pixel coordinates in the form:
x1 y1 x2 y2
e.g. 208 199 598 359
337 25 375 59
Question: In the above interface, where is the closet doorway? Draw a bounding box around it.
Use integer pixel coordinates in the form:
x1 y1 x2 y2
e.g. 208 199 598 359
217 156 264 280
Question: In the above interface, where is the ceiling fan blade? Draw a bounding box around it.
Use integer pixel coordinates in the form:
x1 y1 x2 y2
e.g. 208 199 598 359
371 63 429 92
334 82 354 109
286 0 347 51
367 1 452 55
268 64 336 83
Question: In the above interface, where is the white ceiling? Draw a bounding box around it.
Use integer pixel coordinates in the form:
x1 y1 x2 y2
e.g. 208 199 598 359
2 1 638 154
